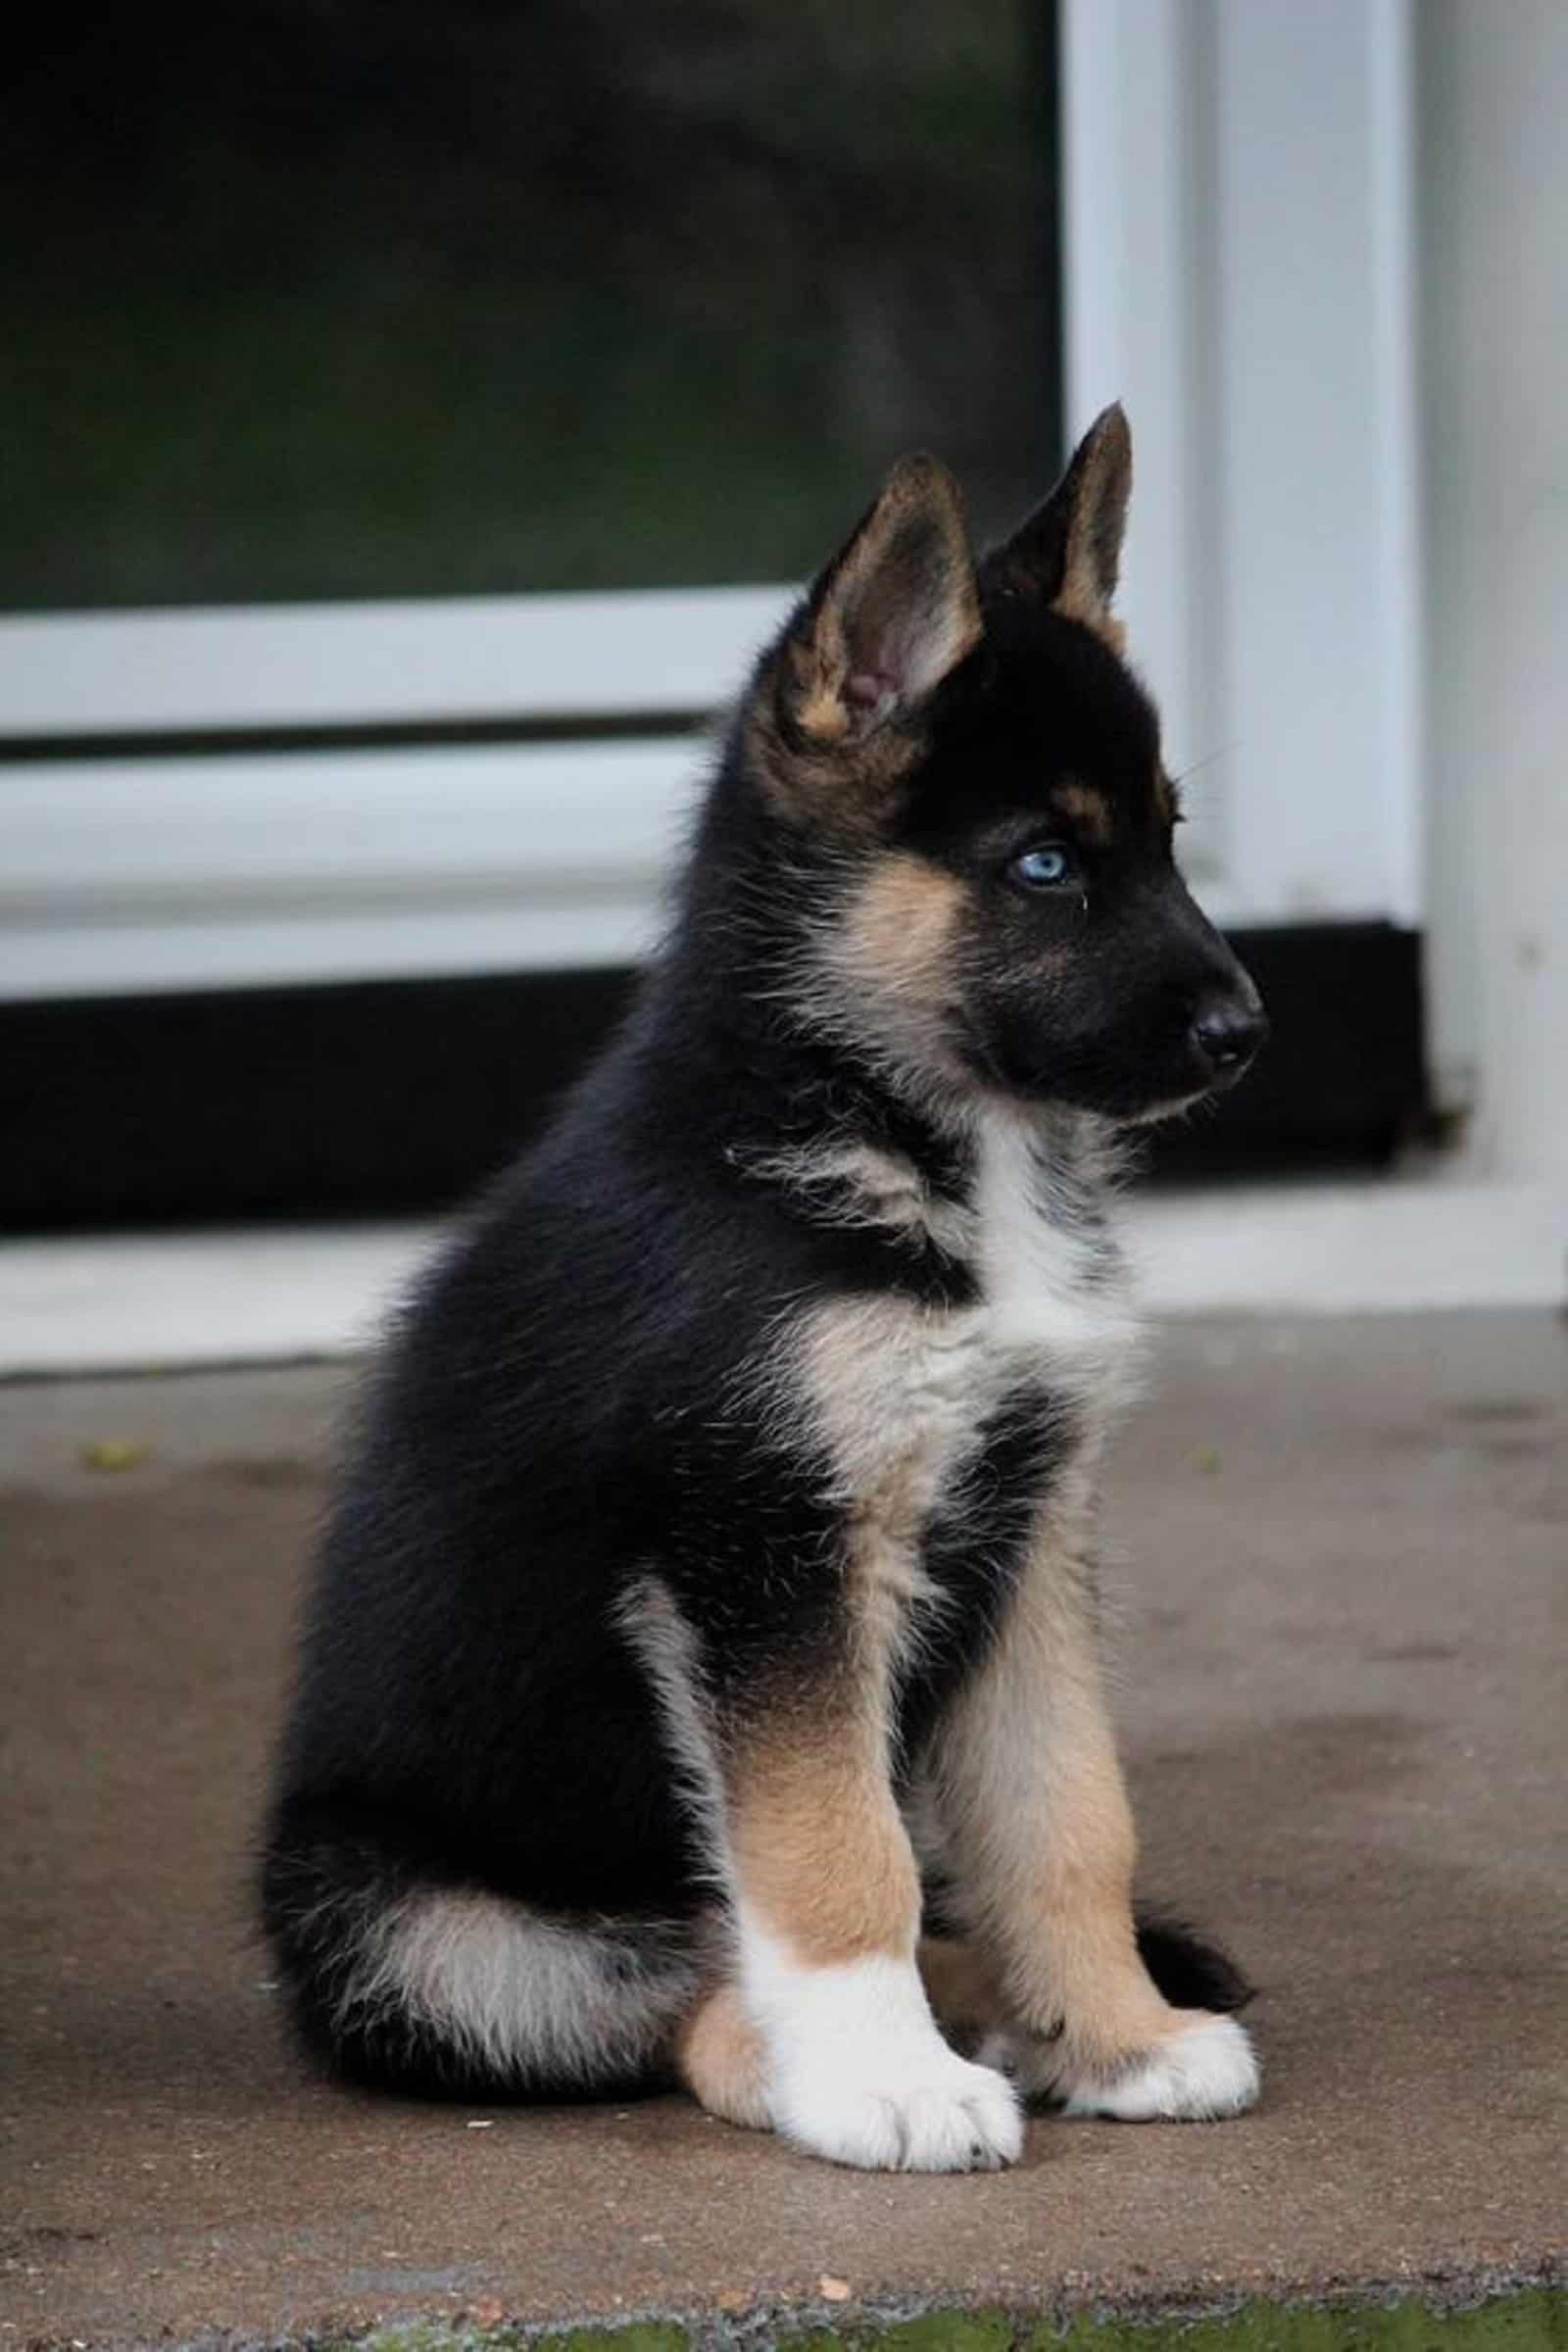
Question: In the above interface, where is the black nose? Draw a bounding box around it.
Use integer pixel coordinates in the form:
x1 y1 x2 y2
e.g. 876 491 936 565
1191 993 1269 1075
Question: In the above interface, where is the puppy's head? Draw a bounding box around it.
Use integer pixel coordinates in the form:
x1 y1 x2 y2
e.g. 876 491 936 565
742 407 1266 1124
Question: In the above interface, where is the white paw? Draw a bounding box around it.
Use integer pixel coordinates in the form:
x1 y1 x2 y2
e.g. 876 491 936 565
774 2041 1023 2172
1059 2014 1259 2121
738 1934 1024 2172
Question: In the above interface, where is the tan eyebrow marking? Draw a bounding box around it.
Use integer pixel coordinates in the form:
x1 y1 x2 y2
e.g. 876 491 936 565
1053 779 1113 847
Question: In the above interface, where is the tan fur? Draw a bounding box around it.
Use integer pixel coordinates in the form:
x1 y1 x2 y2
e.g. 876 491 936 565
621 1538 920 1977
726 1146 1134 1984
923 1492 1178 2076
917 1936 1010 2036
791 852 972 1090
1054 778 1114 847
844 855 966 986
673 1981 771 2131
795 455 979 741
791 1290 985 1550
753 454 981 832
729 1700 920 1968
1048 408 1133 651
994 404 1132 657
746 680 924 836
721 1275 986 1972
795 664 854 747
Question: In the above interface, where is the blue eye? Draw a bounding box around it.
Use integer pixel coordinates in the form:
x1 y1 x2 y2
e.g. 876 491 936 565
1011 842 1076 891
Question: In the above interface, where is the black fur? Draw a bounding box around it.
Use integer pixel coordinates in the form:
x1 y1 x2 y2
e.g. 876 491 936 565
1135 1913 1256 2016
260 423 1264 2110
898 1391 1081 1768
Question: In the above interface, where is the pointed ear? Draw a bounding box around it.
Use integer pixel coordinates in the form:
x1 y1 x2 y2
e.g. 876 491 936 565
987 403 1132 648
782 454 981 747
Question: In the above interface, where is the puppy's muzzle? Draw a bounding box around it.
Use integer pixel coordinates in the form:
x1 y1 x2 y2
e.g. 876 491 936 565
1189 983 1269 1090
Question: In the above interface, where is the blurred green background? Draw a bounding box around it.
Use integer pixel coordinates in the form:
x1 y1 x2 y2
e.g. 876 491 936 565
4 1 1057 610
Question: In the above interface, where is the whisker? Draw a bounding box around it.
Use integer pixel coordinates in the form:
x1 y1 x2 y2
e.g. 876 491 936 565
1169 742 1239 794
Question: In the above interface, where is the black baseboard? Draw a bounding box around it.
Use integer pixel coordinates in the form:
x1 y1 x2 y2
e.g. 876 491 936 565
5 924 1427 1233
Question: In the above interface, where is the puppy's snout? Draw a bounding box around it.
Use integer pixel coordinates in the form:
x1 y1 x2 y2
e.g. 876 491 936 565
1190 983 1268 1080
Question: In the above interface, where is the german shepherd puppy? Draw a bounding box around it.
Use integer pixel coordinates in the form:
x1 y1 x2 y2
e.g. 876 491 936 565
261 408 1267 2172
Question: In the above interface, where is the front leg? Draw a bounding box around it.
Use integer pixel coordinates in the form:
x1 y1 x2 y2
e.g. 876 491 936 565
922 1523 1259 2121
725 1678 1022 2170
629 1574 1021 2171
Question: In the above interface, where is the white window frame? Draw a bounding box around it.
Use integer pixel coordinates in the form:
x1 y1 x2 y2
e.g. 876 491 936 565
1 1 1422 1002
0 588 794 999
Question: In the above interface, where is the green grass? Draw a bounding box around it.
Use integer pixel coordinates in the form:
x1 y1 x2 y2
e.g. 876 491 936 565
347 2287 1568 2352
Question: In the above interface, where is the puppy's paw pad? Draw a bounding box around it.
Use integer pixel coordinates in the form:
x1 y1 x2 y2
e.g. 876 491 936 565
779 2051 1023 2172
1062 2014 1259 2122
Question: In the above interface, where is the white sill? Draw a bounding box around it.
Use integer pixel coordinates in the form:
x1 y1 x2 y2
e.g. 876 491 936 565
0 1177 1562 1381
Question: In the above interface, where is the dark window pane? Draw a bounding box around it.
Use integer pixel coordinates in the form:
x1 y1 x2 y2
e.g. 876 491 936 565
4 3 1058 611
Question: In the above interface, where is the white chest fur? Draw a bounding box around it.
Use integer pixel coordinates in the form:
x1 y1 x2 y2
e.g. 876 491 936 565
782 1115 1142 1536
969 1115 1138 1365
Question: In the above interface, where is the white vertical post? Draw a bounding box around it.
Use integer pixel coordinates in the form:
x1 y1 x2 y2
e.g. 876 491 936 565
1209 0 1422 927
1060 0 1214 821
1059 0 1422 932
1419 0 1568 1187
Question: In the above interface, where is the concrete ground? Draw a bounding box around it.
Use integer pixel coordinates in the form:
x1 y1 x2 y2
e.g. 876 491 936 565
2 1310 1564 2349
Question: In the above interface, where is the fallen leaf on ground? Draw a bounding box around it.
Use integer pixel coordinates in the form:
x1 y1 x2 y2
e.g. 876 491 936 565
81 1439 153 1473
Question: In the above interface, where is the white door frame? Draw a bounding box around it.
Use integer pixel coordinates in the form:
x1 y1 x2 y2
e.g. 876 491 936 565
1060 0 1422 930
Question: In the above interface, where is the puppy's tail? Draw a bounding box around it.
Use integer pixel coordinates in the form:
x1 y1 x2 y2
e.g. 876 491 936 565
258 1801 701 2103
1135 1909 1255 2013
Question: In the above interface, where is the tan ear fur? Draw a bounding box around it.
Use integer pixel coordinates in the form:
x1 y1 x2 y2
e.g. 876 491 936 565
989 403 1133 653
785 454 981 748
